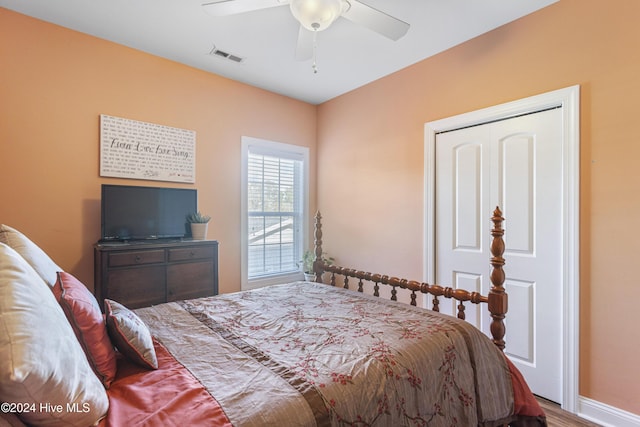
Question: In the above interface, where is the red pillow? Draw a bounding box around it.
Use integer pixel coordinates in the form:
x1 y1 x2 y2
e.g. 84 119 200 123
53 272 117 388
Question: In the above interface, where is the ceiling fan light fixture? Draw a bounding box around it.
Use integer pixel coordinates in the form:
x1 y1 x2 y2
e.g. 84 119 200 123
289 0 344 32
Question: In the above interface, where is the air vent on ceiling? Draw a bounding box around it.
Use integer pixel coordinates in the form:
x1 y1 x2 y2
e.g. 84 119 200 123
209 46 244 63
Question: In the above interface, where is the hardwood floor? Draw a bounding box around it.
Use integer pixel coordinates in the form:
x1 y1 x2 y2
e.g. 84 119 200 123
536 397 602 427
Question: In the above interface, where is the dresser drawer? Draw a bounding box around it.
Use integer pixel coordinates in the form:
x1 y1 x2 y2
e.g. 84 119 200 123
168 245 215 262
108 249 165 267
105 266 166 309
167 261 214 301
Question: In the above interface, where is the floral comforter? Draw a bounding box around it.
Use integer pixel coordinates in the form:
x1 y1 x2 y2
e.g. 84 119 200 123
135 282 543 427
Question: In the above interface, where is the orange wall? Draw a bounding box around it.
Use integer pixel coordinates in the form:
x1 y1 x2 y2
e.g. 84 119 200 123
317 0 640 415
0 8 317 295
2 0 640 418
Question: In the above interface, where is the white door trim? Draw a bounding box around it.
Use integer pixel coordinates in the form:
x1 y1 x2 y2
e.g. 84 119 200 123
423 85 580 412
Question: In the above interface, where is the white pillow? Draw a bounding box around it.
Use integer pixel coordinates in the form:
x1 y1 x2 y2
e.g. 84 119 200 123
0 225 62 287
105 299 158 370
0 243 108 426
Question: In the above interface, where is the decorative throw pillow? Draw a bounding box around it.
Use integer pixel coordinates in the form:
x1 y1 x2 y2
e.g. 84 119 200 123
53 271 117 388
104 299 158 369
0 224 62 287
0 243 109 426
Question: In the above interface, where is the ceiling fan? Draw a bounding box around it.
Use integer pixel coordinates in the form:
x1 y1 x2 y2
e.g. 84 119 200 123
202 0 410 71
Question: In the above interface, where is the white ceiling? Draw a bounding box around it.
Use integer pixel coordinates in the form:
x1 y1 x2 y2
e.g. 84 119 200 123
0 0 558 104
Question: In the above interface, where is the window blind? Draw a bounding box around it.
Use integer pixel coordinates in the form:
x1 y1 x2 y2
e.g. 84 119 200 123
247 150 303 279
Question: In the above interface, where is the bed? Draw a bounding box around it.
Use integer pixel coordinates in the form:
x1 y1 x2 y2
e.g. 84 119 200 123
0 207 546 427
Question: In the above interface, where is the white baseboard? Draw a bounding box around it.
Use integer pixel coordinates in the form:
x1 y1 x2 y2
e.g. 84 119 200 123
578 396 640 427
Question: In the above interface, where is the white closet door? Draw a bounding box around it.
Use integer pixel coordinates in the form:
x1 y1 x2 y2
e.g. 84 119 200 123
435 108 563 403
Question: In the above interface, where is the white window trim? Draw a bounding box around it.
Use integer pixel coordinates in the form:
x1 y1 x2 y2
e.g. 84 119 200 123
241 136 309 291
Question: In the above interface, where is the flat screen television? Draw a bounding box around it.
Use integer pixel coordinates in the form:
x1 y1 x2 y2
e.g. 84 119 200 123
100 184 197 242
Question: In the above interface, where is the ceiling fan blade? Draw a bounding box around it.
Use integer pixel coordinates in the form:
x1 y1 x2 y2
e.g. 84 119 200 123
341 0 409 41
295 26 313 61
202 0 288 17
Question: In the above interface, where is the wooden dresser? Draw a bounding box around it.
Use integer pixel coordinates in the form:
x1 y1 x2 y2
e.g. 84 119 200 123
94 239 218 309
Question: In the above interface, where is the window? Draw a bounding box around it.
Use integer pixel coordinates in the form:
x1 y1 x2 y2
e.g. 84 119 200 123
241 137 309 289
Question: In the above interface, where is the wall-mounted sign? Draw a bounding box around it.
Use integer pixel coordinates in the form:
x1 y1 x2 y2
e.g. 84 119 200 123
100 114 196 183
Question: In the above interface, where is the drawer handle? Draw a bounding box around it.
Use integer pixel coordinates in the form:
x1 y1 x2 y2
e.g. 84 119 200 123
190 251 196 258
135 255 142 263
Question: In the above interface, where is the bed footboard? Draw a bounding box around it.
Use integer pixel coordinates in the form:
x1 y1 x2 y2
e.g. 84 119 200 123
312 207 508 351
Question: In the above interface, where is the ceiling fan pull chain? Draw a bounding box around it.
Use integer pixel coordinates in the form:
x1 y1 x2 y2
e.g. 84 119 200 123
312 29 318 73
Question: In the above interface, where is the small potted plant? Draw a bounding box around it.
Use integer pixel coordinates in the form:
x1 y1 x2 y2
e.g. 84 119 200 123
187 211 211 240
300 250 334 281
